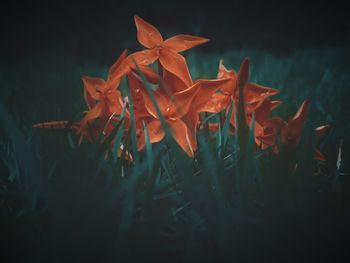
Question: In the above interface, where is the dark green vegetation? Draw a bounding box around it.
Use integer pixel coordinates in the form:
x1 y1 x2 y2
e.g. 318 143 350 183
1 47 350 262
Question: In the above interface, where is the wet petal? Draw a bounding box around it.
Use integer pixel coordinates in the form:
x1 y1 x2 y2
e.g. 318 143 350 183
134 15 163 48
199 93 230 113
159 49 192 87
163 34 209 52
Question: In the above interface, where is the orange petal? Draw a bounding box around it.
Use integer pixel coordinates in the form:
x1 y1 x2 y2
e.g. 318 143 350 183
200 93 230 113
82 76 104 108
130 49 159 66
159 49 192 87
137 119 165 151
254 99 282 124
84 103 104 121
163 34 209 52
110 49 159 81
168 118 194 157
162 69 188 93
191 78 232 112
134 15 163 48
139 86 169 118
245 83 279 104
280 101 309 146
130 65 159 84
218 59 237 79
182 109 199 151
108 49 128 79
106 90 123 114
127 72 149 116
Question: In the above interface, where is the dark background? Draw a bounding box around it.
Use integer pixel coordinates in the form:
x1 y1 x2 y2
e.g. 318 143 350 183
1 0 349 65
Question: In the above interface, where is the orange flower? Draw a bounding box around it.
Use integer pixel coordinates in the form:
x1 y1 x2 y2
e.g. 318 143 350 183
137 76 230 157
72 50 128 141
202 58 279 120
111 15 209 86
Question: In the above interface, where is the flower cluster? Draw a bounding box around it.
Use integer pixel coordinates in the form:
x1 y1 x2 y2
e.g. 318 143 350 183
34 15 327 160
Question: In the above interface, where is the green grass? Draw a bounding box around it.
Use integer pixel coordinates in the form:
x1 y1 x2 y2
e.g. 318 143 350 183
1 46 349 262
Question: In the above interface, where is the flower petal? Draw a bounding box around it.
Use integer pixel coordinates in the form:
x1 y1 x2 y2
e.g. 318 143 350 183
139 85 169 118
191 78 232 112
280 100 309 146
254 99 282 124
134 15 163 48
159 49 192 87
182 109 199 151
82 76 105 95
137 119 165 151
162 69 188 93
84 103 104 121
245 83 279 104
106 90 123 114
108 49 128 79
168 118 194 157
199 93 230 113
163 34 209 52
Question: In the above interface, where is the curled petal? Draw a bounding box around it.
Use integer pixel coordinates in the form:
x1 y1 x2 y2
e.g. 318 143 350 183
159 49 192 87
134 15 163 48
163 34 209 52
